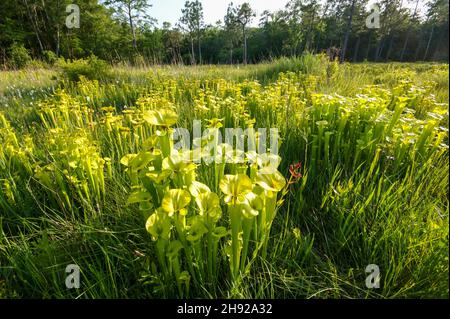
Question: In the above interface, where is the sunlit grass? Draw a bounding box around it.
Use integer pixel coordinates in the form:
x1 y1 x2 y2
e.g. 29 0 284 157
0 56 448 298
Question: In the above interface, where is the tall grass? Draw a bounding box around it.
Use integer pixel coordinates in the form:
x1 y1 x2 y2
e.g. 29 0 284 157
0 55 448 298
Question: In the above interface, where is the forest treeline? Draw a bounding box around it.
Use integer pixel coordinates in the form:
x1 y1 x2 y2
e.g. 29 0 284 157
0 0 448 68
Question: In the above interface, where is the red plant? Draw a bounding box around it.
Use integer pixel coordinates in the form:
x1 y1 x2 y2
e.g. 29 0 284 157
288 162 302 184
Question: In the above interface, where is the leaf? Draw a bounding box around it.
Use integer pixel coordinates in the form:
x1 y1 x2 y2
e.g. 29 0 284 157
219 174 253 204
245 191 263 211
143 109 178 127
196 191 220 212
129 151 159 171
127 190 152 204
166 240 183 259
120 154 137 166
145 209 172 241
178 271 190 283
195 191 222 221
239 203 259 219
162 152 196 174
189 181 211 197
161 189 191 215
186 217 208 242
257 153 282 169
146 170 171 184
212 226 228 239
256 167 286 192
139 201 153 212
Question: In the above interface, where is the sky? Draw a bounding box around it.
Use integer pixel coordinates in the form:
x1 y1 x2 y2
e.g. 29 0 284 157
149 0 427 28
149 0 290 28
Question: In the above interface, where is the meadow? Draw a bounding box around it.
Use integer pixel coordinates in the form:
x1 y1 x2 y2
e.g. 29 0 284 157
0 55 448 298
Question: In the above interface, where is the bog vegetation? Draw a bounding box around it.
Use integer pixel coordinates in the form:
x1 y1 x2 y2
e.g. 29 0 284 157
0 55 448 298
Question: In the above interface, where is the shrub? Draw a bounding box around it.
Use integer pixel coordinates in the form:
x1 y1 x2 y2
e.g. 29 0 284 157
42 50 58 65
255 53 330 82
132 54 147 67
57 55 111 81
26 59 47 69
8 43 31 69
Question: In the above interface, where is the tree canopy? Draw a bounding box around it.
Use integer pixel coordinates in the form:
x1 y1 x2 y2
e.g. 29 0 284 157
0 0 448 68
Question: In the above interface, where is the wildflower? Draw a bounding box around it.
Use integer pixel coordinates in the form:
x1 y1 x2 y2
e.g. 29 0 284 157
255 167 286 193
289 162 302 181
161 189 191 216
195 191 222 221
146 208 172 241
143 109 178 128
206 118 223 129
219 174 253 205
186 216 208 242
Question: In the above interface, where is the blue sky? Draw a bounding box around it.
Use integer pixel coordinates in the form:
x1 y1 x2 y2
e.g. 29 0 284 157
148 0 427 28
149 0 290 27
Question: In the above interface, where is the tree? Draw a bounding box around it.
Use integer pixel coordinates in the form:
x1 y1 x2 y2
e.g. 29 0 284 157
234 2 255 64
312 0 344 54
21 0 45 54
372 0 408 61
423 0 449 60
284 0 301 55
383 0 406 61
0 0 448 66
300 0 322 52
224 2 240 64
162 22 183 64
179 0 204 64
104 0 151 50
340 0 356 62
259 10 290 58
400 0 421 61
348 1 369 61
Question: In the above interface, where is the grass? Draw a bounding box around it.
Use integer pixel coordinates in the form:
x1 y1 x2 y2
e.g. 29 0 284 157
0 55 448 298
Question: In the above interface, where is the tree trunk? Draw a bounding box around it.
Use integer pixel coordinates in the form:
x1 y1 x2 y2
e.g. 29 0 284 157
423 25 434 61
341 0 356 62
23 0 45 54
67 30 73 59
315 33 321 53
197 31 202 64
375 38 385 61
305 11 316 52
244 33 247 64
353 36 360 62
385 35 395 61
55 0 61 56
190 38 196 65
400 0 420 61
365 31 372 60
414 32 423 61
243 25 247 65
127 3 137 49
56 26 60 57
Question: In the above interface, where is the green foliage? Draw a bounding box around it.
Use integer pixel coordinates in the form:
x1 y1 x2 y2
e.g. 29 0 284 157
57 56 111 82
7 43 31 69
26 59 48 69
0 0 447 65
42 50 58 65
255 53 330 81
0 59 448 298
